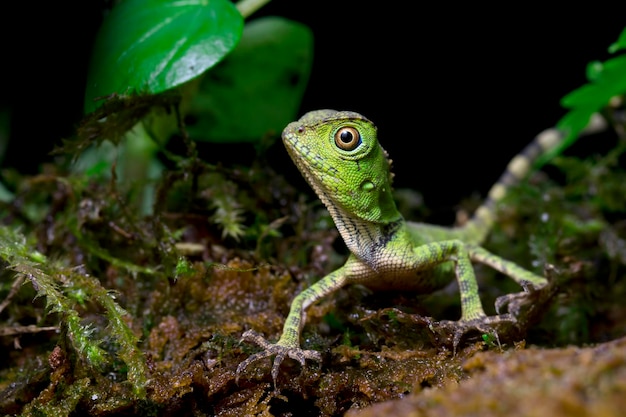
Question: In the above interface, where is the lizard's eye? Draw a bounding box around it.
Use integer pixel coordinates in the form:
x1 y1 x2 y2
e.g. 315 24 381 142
334 127 361 151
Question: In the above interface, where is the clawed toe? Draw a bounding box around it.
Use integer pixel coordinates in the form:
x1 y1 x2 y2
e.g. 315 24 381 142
432 313 517 353
495 281 545 315
236 330 322 385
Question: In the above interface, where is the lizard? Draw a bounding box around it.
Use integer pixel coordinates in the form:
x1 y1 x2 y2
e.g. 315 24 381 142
236 109 562 383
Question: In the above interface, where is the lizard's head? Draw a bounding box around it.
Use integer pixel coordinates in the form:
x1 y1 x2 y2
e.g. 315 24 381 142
282 110 398 224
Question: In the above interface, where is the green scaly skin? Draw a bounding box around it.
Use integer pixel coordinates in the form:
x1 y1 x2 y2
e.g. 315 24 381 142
237 109 559 383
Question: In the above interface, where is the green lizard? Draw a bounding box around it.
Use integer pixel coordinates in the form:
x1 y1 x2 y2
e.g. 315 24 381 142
237 109 559 382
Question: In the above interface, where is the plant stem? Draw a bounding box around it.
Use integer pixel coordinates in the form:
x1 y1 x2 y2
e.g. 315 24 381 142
236 0 271 19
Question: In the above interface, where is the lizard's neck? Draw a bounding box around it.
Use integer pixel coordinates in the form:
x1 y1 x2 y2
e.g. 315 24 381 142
319 189 406 265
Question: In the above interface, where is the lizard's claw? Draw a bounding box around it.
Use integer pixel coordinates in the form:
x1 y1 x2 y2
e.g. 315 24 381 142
433 313 517 353
433 280 555 352
495 280 545 316
236 329 322 386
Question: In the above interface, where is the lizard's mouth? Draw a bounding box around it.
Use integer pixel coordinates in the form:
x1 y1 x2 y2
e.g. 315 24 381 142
282 136 346 195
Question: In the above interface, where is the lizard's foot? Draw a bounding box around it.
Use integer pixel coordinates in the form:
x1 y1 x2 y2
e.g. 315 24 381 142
495 280 545 316
494 270 559 330
433 313 517 353
236 329 322 386
364 308 518 353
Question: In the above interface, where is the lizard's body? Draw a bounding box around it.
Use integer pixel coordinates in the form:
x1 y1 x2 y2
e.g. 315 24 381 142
237 110 557 382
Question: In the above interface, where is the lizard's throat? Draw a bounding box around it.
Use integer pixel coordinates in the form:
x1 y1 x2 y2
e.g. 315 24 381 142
314 184 404 263
287 147 403 261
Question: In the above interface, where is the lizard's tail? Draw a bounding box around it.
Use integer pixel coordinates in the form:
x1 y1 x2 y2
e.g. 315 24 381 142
461 114 605 244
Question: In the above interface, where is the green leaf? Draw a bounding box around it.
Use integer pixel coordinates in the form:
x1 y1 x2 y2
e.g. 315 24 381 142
185 16 313 143
543 27 626 166
561 55 626 109
84 0 243 114
608 26 626 53
585 60 603 82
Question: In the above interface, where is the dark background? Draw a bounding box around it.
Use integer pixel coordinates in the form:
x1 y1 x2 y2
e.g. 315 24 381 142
1 1 624 219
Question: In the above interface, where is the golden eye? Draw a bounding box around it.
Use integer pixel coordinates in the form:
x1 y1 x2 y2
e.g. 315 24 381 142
334 127 361 151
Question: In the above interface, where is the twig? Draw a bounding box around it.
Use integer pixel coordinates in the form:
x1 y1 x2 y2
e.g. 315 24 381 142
0 273 25 314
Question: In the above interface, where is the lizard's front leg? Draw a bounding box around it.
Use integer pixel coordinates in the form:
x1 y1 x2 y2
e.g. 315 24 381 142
412 240 487 320
236 266 349 384
466 244 549 316
412 240 516 347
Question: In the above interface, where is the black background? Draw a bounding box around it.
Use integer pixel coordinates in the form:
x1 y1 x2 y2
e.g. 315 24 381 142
2 1 624 218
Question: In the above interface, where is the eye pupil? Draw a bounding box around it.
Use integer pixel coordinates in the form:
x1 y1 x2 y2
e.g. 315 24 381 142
334 127 361 151
340 131 353 143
